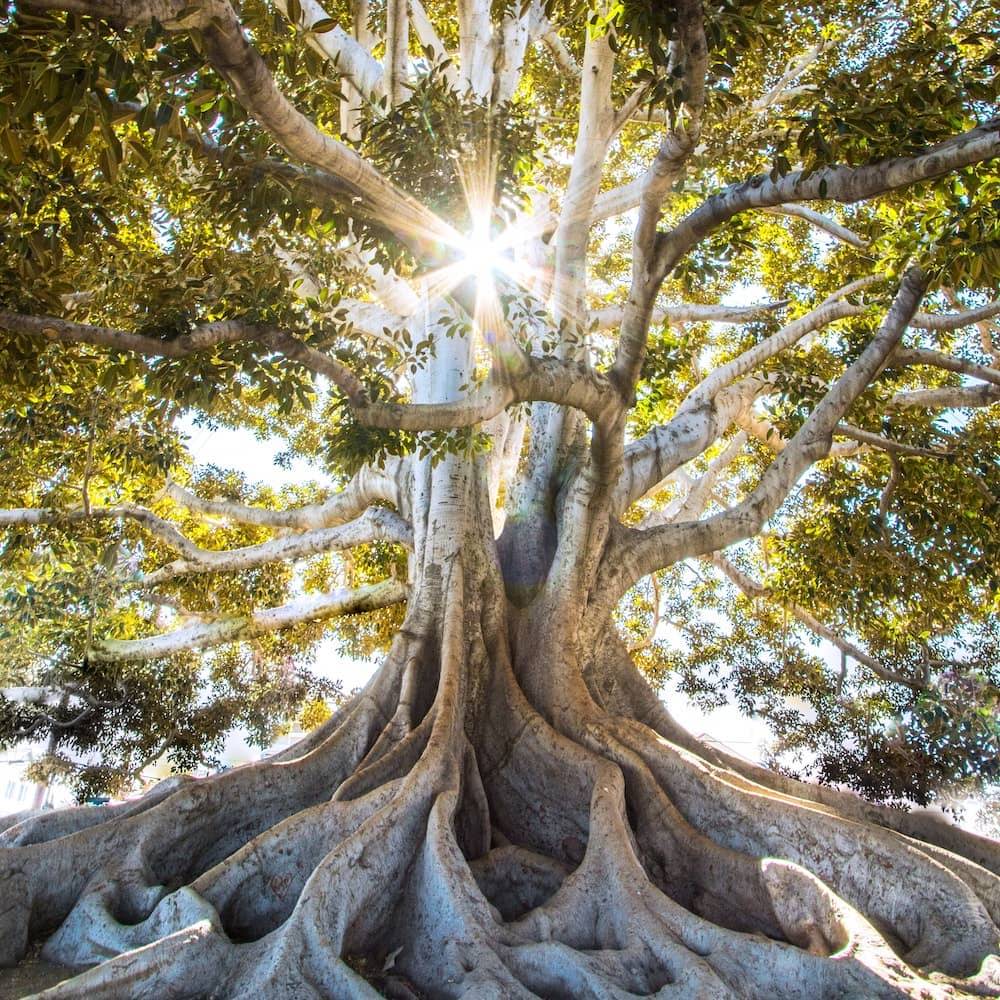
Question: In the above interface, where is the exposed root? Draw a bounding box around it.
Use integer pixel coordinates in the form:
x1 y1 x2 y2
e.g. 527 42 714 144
595 628 1000 879
2 581 997 999
0 645 407 968
0 775 195 849
608 712 1000 978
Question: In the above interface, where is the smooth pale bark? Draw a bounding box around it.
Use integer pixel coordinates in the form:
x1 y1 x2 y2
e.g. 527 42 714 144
90 581 408 661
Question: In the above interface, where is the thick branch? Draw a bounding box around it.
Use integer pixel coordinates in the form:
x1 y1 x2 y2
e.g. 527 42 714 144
911 301 1000 331
893 347 1000 387
614 295 866 511
654 119 1000 280
30 0 454 249
0 504 203 558
536 16 580 79
272 0 384 102
678 300 866 413
0 310 369 405
360 355 618 432
834 423 948 458
888 383 1000 409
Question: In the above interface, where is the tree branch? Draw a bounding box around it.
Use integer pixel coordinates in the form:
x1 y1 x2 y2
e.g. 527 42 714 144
272 0 384 102
30 0 456 250
835 423 948 458
0 310 371 406
911 300 1000 331
759 204 868 248
0 504 206 560
591 298 788 332
893 347 1000 387
708 553 926 691
89 581 407 662
653 119 1000 281
613 293 867 511
888 383 1000 409
139 507 412 586
165 459 407 530
603 267 928 601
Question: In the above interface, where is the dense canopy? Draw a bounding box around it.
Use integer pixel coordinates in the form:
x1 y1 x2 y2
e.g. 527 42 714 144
1 0 997 806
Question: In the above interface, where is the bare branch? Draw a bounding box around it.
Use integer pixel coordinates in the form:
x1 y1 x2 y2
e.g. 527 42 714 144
888 383 1000 410
384 0 409 105
708 553 926 691
536 16 580 79
591 298 788 332
614 294 866 511
410 0 452 75
893 347 1000 387
139 507 412 587
759 204 868 248
738 410 861 459
911 301 1000 331
89 581 407 662
0 504 204 558
639 431 748 529
495 4 535 105
360 355 619 432
678 300 866 413
613 378 760 514
0 310 370 406
272 0 384 102
654 119 1000 281
835 423 949 458
944 288 1000 363
552 28 618 329
457 0 495 97
819 275 883 308
29 0 456 249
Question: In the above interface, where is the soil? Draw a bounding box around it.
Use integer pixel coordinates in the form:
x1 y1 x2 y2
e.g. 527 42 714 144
0 956 80 999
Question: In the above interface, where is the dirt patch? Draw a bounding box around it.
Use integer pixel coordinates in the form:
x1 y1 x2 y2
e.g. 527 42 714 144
0 958 81 999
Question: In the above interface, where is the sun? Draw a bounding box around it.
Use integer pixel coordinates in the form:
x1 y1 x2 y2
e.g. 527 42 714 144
460 217 506 288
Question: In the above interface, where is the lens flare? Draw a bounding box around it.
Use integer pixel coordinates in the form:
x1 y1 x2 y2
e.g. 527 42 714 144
462 218 505 288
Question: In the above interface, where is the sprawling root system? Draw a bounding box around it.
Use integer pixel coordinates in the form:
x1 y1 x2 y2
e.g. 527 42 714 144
3 576 999 999
2 460 998 999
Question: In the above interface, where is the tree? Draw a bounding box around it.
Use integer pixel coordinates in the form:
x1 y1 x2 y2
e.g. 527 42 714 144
1 0 999 994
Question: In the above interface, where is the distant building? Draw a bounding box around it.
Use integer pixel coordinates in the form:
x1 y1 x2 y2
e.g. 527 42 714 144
0 745 74 817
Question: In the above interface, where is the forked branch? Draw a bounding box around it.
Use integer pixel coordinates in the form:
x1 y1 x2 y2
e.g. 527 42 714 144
599 267 929 607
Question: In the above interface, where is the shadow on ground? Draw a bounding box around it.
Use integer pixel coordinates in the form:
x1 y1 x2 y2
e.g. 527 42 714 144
0 957 79 999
